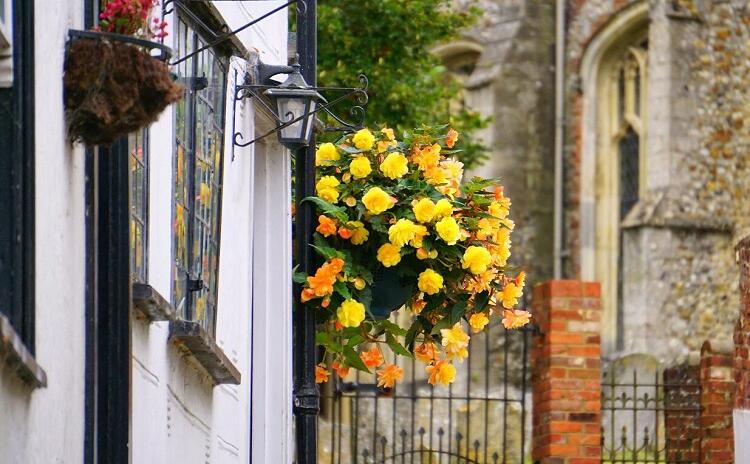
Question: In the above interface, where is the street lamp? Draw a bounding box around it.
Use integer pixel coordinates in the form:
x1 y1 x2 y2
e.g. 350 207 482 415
264 62 324 149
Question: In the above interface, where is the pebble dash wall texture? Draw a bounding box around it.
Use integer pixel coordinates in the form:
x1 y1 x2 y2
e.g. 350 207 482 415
561 0 748 362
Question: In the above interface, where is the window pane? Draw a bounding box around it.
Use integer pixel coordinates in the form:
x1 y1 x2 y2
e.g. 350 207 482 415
172 16 227 334
619 127 639 219
129 129 148 283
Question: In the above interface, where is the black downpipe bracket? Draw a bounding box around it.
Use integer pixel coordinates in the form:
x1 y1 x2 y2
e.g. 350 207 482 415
293 0 319 462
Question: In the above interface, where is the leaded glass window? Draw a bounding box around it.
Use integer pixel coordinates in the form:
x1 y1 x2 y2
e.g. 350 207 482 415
129 129 148 283
172 15 227 334
608 38 647 350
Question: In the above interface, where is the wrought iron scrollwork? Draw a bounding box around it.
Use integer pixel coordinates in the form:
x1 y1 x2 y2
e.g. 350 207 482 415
231 71 369 149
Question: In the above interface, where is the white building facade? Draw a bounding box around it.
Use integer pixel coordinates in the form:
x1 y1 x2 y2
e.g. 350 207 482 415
0 1 293 462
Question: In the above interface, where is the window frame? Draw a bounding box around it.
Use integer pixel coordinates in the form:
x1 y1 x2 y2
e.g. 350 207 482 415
0 0 34 352
171 12 229 336
129 129 149 284
594 29 648 353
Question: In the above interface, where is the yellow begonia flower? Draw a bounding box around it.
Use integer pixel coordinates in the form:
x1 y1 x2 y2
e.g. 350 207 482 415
435 217 460 245
388 219 418 247
469 313 490 333
413 144 441 171
362 187 395 214
462 246 492 275
434 199 453 219
424 165 447 186
379 152 409 179
418 269 444 295
498 282 523 309
316 175 340 204
353 277 366 290
426 359 456 385
377 243 402 267
316 142 340 166
337 299 366 328
412 198 436 223
352 128 375 150
489 200 510 220
440 323 470 360
349 156 372 179
350 226 369 245
381 127 395 140
409 224 429 248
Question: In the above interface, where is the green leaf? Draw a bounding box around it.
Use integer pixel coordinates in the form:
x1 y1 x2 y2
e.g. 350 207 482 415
404 320 423 351
474 291 491 312
333 281 351 299
316 331 343 353
379 319 407 336
293 271 308 284
460 177 499 195
386 333 413 357
343 346 370 372
346 334 365 348
302 196 349 222
430 317 453 335
449 300 468 324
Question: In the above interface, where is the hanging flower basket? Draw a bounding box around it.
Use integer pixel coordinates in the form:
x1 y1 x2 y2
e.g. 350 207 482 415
64 29 182 146
297 126 532 388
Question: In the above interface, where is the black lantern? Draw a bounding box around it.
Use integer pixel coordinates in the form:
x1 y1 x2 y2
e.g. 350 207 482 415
264 63 324 149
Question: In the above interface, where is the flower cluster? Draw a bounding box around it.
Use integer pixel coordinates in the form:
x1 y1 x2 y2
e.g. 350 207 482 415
298 126 531 387
98 0 168 39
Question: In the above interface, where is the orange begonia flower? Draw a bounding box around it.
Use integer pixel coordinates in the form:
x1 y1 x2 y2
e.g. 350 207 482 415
360 346 384 369
316 215 338 237
377 363 404 388
501 309 531 329
338 227 354 239
332 361 350 379
426 359 456 386
315 364 330 384
445 128 459 148
414 342 437 364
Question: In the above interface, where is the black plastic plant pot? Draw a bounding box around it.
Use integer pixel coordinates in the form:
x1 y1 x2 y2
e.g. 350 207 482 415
63 29 182 146
369 267 414 319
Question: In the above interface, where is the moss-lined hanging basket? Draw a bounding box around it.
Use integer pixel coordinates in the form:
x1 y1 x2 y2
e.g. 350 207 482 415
64 30 182 146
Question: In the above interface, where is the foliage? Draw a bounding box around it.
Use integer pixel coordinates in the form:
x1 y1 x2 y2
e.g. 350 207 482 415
299 126 530 387
316 0 490 170
98 0 168 38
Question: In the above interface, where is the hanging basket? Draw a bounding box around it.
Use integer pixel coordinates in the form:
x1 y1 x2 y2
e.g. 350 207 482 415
369 267 414 319
63 30 183 146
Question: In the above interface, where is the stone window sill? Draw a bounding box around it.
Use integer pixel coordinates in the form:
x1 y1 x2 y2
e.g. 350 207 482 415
132 283 174 322
169 319 241 385
0 314 47 388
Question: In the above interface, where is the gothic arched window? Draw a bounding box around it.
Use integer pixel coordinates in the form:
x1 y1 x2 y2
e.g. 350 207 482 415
594 33 648 353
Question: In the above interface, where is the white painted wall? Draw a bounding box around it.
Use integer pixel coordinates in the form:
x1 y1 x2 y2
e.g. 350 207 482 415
131 2 292 463
0 2 292 462
735 410 750 463
0 1 87 463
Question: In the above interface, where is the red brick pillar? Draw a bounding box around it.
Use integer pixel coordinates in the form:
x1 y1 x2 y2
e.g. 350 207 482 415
700 341 734 464
736 237 750 408
532 280 602 464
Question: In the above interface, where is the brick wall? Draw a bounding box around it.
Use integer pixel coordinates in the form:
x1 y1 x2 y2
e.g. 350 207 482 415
663 364 701 462
736 237 750 408
700 341 734 463
531 280 602 464
531 279 734 463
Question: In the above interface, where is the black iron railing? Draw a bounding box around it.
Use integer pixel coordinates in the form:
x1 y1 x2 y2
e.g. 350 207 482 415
601 364 701 463
319 324 534 463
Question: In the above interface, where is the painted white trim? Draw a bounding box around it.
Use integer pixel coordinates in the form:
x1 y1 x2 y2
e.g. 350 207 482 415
249 110 294 461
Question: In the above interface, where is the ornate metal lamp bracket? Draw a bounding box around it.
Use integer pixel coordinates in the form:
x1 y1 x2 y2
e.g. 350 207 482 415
231 66 369 151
